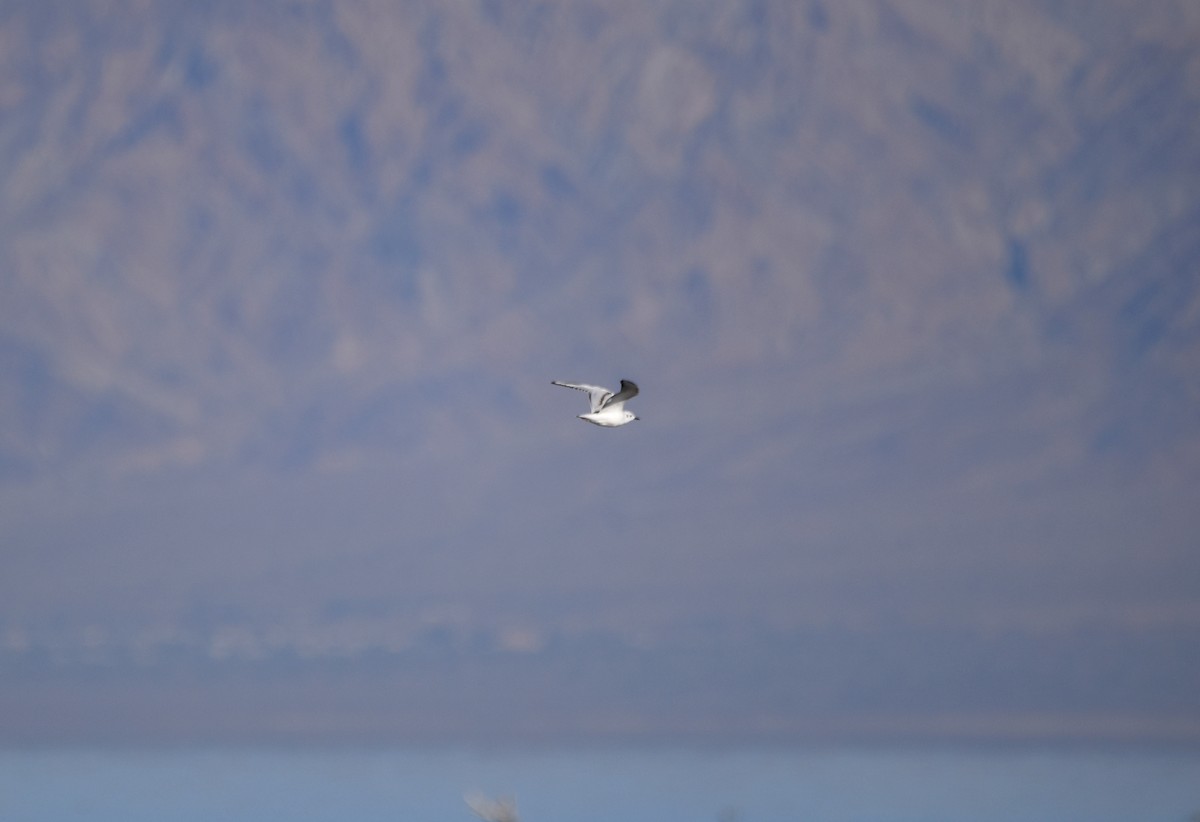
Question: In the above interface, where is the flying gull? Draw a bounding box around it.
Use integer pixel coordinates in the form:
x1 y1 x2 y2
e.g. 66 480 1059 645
552 378 639 427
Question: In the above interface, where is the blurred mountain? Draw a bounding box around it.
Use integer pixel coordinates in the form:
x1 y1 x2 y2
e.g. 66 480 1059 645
2 0 1200 744
2 0 1197 482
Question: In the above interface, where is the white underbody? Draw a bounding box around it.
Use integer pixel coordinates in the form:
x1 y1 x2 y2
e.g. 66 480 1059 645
579 405 635 427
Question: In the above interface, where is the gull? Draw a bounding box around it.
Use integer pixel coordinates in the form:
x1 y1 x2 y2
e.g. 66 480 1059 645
551 378 640 427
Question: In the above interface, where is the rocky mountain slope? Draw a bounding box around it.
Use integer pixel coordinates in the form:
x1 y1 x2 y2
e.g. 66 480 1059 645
2 1 1197 483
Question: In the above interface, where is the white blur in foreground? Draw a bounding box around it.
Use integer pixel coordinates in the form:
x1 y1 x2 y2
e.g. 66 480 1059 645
465 792 519 822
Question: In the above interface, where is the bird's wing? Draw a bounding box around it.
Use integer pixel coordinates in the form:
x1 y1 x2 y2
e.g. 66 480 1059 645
601 379 639 408
552 380 613 412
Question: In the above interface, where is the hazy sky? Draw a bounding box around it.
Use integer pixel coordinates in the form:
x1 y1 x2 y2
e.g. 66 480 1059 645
1 0 1199 745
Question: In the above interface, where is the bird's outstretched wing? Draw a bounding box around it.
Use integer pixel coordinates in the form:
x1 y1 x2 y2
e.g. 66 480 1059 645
551 380 613 412
602 379 638 408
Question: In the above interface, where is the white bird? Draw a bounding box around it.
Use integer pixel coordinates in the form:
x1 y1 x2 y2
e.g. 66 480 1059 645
552 378 640 427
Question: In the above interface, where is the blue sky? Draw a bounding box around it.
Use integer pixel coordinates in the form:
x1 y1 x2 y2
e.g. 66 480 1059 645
1 0 1199 745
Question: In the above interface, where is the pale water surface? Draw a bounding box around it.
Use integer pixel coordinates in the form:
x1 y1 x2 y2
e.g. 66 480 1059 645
2 747 1198 822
